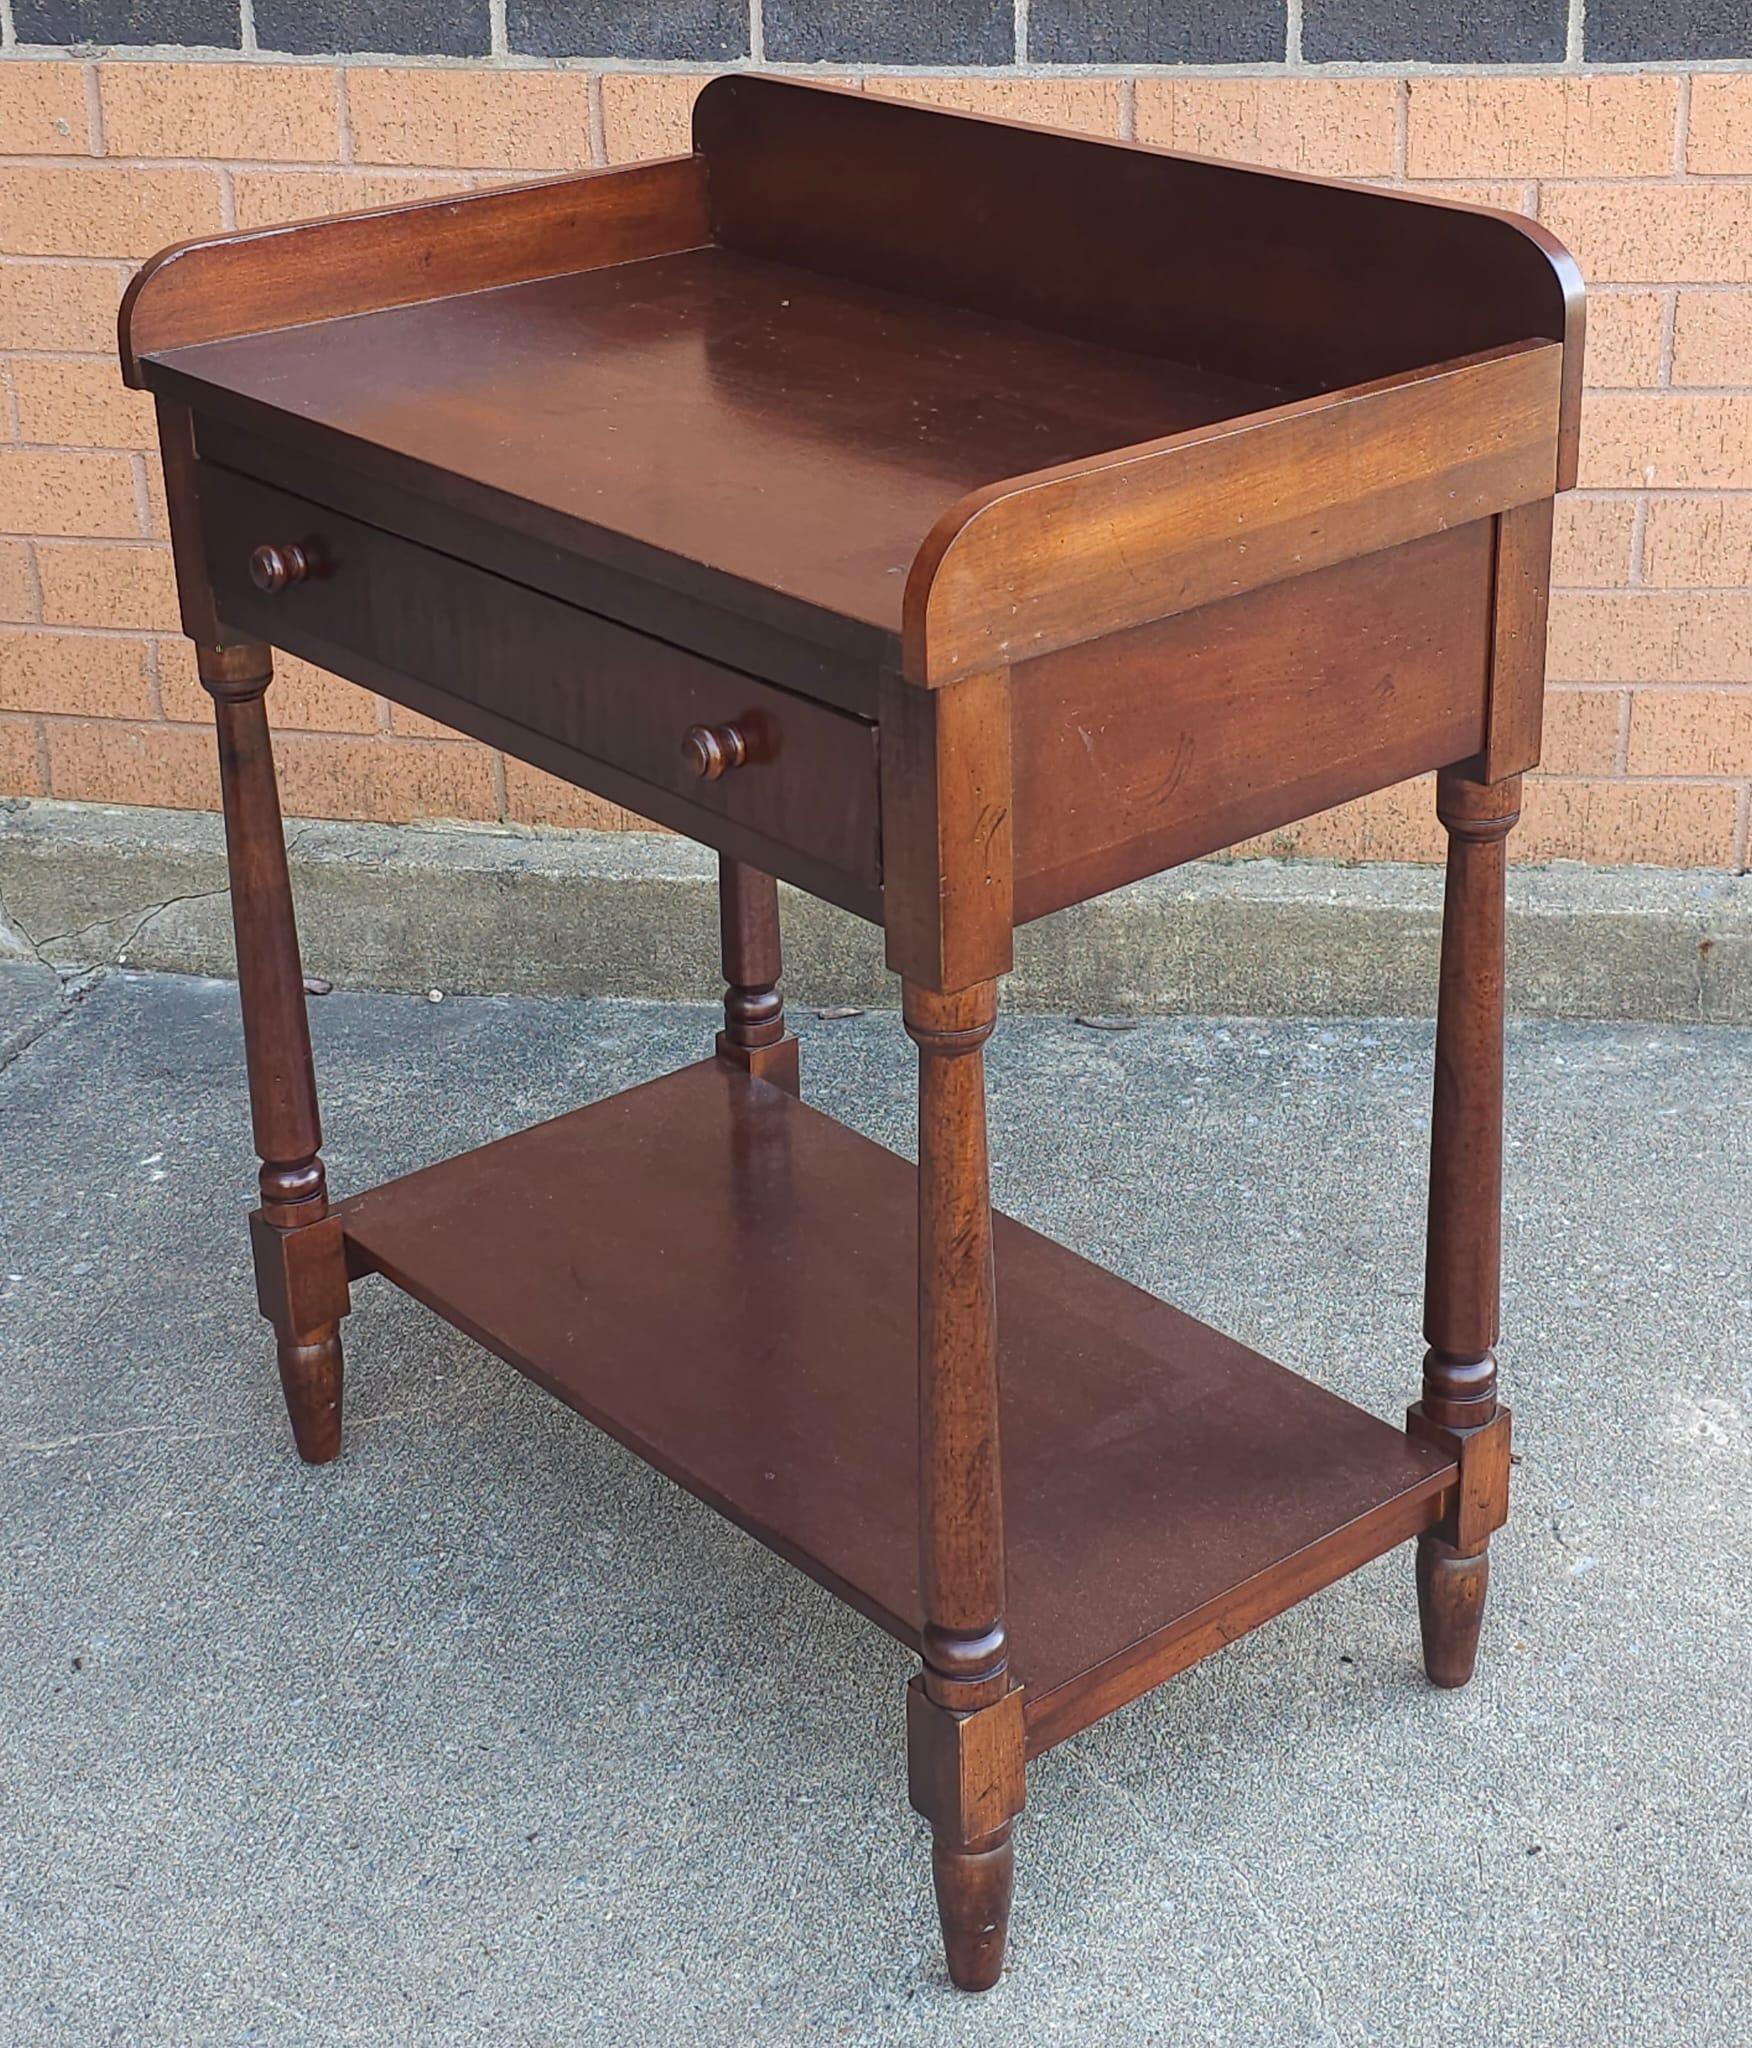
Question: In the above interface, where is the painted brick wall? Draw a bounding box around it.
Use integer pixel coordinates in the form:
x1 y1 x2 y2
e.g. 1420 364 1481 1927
0 4 1749 870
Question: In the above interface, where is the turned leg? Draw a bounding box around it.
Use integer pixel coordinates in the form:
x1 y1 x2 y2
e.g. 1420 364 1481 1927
201 642 350 1463
714 856 799 1095
1409 768 1519 1686
903 981 1025 1992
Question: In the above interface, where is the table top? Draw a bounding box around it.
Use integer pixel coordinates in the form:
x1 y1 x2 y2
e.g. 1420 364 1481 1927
149 244 1288 639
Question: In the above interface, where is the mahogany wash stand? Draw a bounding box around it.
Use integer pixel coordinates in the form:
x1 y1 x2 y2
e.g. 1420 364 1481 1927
121 78 1583 1991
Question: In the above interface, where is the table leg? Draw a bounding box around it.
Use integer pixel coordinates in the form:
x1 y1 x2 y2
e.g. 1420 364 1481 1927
1411 767 1520 1686
903 980 1025 1992
714 857 799 1095
201 642 350 1463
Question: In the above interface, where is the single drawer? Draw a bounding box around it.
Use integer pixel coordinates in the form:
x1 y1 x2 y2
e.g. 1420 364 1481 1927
196 462 882 899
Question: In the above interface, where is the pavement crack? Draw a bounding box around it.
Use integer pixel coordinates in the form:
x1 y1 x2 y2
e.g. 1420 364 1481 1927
0 878 113 1075
1 1418 264 1457
37 882 231 961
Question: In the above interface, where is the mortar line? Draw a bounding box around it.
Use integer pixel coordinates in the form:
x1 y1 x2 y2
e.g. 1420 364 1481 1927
1628 494 1651 587
1565 0 1584 67
21 535 42 622
17 142 1752 186
128 451 155 537
144 634 166 721
239 0 256 59
750 1 764 65
1287 0 1304 67
586 74 606 167
3 47 1752 76
1015 0 1028 65
489 0 508 61
81 56 103 154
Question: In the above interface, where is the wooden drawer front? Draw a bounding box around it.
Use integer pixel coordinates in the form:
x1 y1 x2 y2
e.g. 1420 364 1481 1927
196 463 882 896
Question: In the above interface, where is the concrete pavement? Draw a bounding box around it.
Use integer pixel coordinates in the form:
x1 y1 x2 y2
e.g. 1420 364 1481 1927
1 958 1747 2045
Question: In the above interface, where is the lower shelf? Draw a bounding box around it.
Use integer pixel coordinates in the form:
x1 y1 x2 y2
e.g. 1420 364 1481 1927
338 1059 1455 1755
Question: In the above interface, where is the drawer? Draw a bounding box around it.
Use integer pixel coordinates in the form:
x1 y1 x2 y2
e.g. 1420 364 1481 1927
195 462 883 902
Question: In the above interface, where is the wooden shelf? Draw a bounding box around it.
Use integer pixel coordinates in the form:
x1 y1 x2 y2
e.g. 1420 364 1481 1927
338 1060 1454 1754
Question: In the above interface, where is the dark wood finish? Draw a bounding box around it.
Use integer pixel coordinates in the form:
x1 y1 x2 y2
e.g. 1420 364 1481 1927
120 156 711 383
1484 498 1558 781
879 670 1014 992
193 462 884 914
715 857 799 1095
907 343 1561 684
905 981 1009 1715
1415 1540 1492 1691
200 642 349 1463
693 75 1584 483
904 978 1022 1987
144 247 1275 667
186 409 884 715
335 1058 1457 1735
249 540 316 594
1009 524 1493 923
1412 768 1521 1687
906 1679 1027 1993
126 75 1579 1989
155 398 227 647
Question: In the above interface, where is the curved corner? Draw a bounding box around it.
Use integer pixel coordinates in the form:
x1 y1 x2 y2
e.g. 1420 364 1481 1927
117 233 212 388
1424 196 1587 491
1496 210 1586 490
689 71 748 157
902 481 1020 689
692 71 868 161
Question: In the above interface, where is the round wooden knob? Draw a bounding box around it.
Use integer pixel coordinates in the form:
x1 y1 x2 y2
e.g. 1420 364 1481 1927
249 541 316 593
683 722 750 781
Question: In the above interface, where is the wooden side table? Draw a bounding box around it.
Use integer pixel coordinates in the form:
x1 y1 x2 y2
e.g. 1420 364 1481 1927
120 78 1582 1991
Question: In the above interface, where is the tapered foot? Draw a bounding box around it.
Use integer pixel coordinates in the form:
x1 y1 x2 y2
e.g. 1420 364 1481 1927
932 1825 1014 1992
276 1326 344 1464
1416 1533 1488 1688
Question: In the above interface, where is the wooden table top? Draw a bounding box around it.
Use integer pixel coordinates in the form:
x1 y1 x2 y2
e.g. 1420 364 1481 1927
149 245 1287 638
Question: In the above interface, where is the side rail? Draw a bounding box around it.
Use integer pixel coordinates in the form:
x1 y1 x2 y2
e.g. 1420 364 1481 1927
120 154 711 386
902 340 1565 688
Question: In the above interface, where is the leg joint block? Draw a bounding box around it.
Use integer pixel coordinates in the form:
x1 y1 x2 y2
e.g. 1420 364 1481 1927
714 1029 801 1096
1408 1401 1512 1553
906 1677 1026 1844
250 1209 351 1343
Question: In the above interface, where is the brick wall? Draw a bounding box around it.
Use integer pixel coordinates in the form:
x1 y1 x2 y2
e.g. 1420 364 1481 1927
1 4 1749 870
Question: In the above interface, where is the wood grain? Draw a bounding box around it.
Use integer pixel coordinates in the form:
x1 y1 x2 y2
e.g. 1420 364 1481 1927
695 75 1583 480
196 462 883 905
336 1058 1456 1746
199 641 348 1464
1009 525 1494 922
908 342 1563 683
121 156 711 385
880 668 1014 992
1483 497 1557 782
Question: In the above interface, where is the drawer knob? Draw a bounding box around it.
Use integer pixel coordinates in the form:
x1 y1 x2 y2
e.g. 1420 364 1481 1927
249 541 317 593
683 722 750 781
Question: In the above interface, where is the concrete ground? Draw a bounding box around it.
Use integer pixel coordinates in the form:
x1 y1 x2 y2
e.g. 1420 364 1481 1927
0 958 1747 2047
